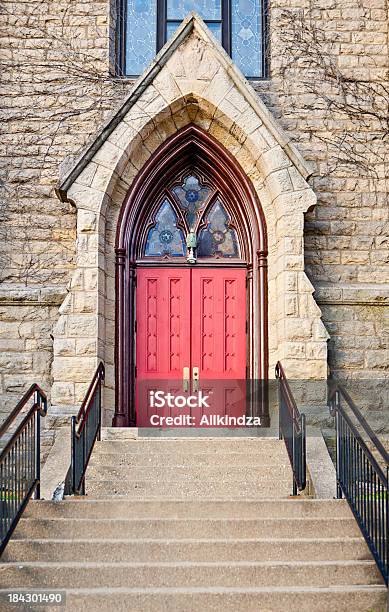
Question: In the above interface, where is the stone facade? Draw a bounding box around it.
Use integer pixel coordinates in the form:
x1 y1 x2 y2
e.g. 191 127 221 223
0 1 388 426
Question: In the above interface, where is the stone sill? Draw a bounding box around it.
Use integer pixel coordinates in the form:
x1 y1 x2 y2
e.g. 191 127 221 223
0 284 67 306
314 282 389 305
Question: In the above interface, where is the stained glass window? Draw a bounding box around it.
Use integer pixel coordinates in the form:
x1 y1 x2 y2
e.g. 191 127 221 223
231 0 262 78
171 174 210 230
197 199 239 258
125 0 157 76
121 0 266 78
145 199 186 256
167 21 221 42
166 0 222 42
167 0 221 20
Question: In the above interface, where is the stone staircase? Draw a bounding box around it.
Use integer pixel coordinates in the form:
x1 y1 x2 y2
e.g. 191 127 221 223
0 431 387 611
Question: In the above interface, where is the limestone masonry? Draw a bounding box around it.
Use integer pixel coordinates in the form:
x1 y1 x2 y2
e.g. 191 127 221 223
0 1 388 429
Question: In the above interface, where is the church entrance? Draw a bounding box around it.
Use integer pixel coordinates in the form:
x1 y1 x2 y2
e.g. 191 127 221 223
136 267 247 427
113 126 268 427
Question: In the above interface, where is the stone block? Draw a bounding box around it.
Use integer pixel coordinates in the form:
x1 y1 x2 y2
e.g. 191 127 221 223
53 338 76 357
306 343 328 360
66 315 97 338
75 338 97 355
52 357 97 383
0 352 33 372
78 209 97 232
365 350 389 370
285 319 312 341
93 141 124 170
73 291 97 314
260 146 291 175
285 342 306 358
285 295 299 316
51 382 75 405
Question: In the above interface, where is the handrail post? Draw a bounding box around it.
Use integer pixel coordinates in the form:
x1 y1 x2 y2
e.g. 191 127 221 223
98 378 102 442
334 391 342 499
277 374 282 441
292 421 297 496
385 465 389 584
71 416 76 493
35 404 41 500
81 425 86 495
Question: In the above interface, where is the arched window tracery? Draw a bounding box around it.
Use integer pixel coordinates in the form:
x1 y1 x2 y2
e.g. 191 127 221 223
143 171 241 260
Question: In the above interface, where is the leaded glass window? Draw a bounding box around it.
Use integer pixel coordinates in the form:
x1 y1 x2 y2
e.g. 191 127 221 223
166 0 222 42
125 0 157 76
197 199 239 258
120 0 267 78
141 172 241 260
232 0 262 78
171 174 210 229
145 199 186 256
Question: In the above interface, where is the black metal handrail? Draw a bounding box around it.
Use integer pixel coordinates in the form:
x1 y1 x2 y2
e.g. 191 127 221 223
328 381 388 585
276 362 306 495
69 362 105 495
0 384 47 555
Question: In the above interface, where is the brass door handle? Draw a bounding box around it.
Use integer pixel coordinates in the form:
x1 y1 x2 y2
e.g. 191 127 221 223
193 367 199 392
183 367 189 392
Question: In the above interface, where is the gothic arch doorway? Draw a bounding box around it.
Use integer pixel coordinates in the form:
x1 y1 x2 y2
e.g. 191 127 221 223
113 126 268 427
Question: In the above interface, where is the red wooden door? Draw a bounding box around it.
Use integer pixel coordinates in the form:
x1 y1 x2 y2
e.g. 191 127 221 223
136 268 191 427
136 267 246 427
191 268 247 425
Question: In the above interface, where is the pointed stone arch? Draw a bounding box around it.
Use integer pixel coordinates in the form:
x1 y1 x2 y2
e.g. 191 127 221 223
52 13 328 422
114 125 268 425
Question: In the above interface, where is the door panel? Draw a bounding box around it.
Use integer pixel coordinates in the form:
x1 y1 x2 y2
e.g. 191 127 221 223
136 267 247 427
191 268 247 423
136 268 191 426
191 269 246 379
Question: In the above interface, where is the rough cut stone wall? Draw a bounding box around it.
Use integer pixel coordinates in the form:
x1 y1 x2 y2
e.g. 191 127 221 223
0 0 388 424
0 0 125 420
266 0 389 384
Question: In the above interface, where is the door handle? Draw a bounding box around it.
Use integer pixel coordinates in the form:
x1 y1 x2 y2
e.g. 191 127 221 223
183 367 190 392
193 367 199 392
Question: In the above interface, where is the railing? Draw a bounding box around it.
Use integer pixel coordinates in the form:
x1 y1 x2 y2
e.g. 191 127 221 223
328 381 388 586
276 362 306 495
0 385 47 556
69 362 105 495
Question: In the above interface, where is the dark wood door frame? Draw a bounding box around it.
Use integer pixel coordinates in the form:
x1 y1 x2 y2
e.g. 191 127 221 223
113 125 268 427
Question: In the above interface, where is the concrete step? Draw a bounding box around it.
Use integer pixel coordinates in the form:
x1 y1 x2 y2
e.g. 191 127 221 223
89 451 289 466
101 428 138 440
24 499 354 520
6 585 386 612
86 465 291 481
93 438 287 455
3 538 371 564
13 518 361 540
0 560 381 590
84 479 293 498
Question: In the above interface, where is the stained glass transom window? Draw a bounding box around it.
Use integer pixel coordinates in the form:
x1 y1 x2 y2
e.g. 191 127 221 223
145 199 186 256
172 175 210 230
197 199 239 258
121 0 266 78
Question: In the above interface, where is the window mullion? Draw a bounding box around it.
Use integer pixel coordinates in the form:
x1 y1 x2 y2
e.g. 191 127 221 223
221 0 231 56
157 0 166 52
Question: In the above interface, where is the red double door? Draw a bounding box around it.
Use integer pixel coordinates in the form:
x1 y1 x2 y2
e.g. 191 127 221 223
136 267 247 427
